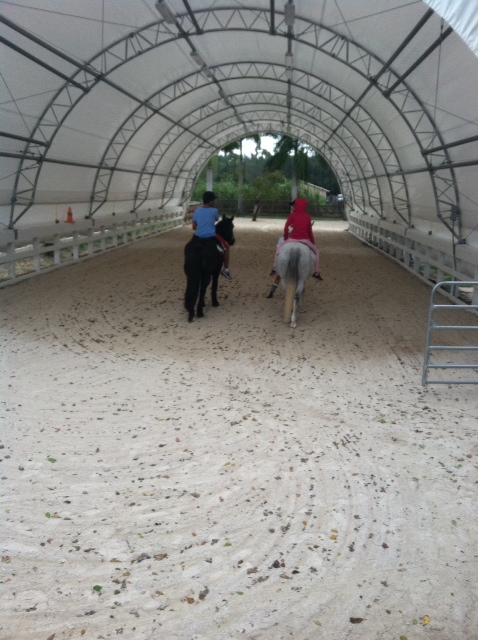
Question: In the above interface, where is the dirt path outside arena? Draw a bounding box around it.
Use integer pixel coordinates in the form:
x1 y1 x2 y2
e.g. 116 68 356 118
1 219 477 640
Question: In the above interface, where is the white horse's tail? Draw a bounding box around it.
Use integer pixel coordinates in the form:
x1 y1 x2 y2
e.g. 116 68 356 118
283 248 300 323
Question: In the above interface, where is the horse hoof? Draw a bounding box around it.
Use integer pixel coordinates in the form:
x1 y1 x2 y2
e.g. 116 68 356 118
188 315 195 323
197 310 204 318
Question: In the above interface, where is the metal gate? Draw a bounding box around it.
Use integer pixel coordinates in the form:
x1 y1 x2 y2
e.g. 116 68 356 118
422 281 478 385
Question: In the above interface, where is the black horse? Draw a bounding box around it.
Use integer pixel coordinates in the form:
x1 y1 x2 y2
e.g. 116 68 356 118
184 215 235 322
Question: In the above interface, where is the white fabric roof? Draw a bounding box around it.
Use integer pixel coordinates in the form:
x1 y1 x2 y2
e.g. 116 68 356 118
1 0 478 245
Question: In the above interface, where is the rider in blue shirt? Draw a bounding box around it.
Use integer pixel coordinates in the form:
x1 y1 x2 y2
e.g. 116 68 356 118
191 191 232 279
193 197 220 237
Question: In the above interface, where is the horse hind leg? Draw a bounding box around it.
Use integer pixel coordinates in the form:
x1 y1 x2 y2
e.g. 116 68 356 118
197 276 211 318
196 293 205 318
211 271 220 307
185 280 198 322
297 286 306 313
211 254 222 307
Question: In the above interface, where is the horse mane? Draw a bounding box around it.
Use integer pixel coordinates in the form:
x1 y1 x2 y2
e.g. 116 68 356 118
215 215 235 246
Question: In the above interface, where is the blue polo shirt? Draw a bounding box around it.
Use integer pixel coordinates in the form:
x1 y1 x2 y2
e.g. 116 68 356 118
193 206 220 238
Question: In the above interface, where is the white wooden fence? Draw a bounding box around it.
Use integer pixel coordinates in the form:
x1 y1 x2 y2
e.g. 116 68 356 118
0 210 184 287
3 209 478 308
348 212 478 307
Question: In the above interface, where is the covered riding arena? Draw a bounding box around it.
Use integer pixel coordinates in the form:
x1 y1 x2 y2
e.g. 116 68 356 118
2 219 477 639
1 2 478 639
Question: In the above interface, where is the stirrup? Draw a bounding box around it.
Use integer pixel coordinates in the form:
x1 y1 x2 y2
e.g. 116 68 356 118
269 268 277 276
312 272 323 280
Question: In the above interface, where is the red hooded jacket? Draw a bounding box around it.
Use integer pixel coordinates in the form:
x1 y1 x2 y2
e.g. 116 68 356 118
284 198 316 244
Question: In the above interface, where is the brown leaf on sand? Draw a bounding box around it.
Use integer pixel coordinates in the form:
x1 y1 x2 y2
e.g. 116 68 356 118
131 553 151 563
154 553 168 561
199 586 209 600
350 617 364 624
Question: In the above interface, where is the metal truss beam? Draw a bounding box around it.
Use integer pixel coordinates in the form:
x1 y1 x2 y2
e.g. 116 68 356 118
1 151 167 176
88 73 216 216
270 0 276 35
182 0 203 34
0 35 88 92
422 135 478 155
383 26 453 98
324 8 434 144
0 131 50 148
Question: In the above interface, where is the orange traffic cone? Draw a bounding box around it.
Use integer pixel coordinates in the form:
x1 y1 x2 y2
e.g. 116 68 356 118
66 207 74 223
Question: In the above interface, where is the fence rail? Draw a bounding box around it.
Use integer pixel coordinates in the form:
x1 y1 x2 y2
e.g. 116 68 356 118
218 200 344 219
0 211 183 287
349 213 478 307
422 281 478 385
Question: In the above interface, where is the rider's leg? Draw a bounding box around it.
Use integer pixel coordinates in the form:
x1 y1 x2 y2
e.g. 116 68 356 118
221 248 232 279
312 248 322 278
270 237 285 275
267 274 281 298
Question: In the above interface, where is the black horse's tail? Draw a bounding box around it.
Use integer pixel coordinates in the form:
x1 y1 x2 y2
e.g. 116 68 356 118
184 239 201 315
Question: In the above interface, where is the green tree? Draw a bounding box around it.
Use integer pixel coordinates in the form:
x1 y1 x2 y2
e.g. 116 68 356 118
222 135 261 215
265 136 302 199
265 135 339 198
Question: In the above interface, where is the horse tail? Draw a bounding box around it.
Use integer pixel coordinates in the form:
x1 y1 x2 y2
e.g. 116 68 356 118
184 240 202 317
283 247 300 323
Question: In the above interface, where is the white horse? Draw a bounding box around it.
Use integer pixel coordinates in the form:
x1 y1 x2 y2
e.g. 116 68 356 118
276 241 316 328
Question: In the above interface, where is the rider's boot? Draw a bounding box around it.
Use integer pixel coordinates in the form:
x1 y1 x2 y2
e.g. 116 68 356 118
267 283 278 298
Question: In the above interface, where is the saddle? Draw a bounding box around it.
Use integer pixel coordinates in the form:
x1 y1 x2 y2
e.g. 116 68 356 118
283 239 315 256
190 234 226 254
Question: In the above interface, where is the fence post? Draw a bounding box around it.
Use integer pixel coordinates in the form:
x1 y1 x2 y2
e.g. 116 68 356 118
473 267 478 305
33 238 40 272
7 243 15 280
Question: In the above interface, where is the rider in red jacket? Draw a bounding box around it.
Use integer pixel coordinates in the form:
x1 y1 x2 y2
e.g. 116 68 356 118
283 198 322 279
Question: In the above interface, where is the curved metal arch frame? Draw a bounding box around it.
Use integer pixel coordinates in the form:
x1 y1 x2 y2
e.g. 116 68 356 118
97 61 409 223
88 72 216 217
136 95 380 215
175 121 360 214
134 92 381 210
8 5 456 236
175 118 360 212
9 19 181 227
161 109 370 213
131 71 409 222
188 7 460 233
